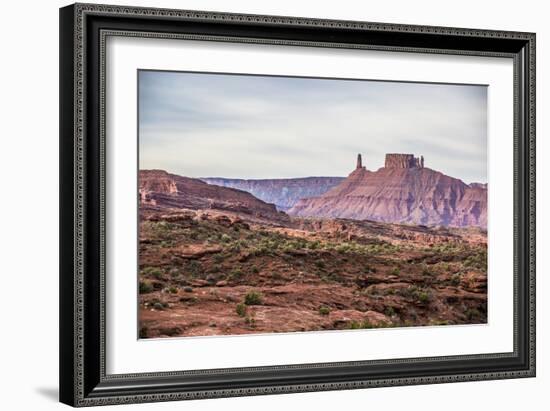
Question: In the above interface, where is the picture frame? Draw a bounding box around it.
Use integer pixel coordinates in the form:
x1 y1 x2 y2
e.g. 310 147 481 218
59 2 535 407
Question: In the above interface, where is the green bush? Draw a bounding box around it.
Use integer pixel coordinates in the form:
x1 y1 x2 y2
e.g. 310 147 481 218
417 291 431 304
348 319 374 329
251 266 260 274
229 269 244 280
465 308 481 321
318 306 330 316
315 260 326 270
139 326 148 338
139 281 153 294
236 303 247 317
153 302 165 310
142 267 164 279
186 261 201 277
451 273 462 286
244 291 263 306
244 316 256 327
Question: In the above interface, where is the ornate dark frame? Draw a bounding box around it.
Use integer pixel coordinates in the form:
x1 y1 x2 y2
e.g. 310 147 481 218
59 3 536 407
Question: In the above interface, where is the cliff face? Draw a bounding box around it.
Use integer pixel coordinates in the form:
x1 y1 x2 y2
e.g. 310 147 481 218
288 154 487 228
201 177 344 211
140 170 285 221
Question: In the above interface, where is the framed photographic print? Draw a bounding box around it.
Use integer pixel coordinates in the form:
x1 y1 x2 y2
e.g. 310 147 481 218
59 3 536 407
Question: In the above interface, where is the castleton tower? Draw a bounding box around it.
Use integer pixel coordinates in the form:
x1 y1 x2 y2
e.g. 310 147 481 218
356 153 366 170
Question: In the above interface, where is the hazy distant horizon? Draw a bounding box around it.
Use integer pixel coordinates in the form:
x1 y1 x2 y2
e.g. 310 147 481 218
139 70 488 184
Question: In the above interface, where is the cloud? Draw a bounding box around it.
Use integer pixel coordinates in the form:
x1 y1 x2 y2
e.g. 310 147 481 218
139 70 487 183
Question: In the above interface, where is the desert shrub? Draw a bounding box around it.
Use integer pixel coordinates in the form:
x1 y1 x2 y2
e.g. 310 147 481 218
168 286 178 294
384 306 396 317
335 243 352 253
183 286 193 293
186 261 201 277
251 266 260 274
244 291 263 306
348 319 374 329
451 273 462 286
228 243 241 253
440 262 451 271
142 267 164 279
318 306 330 316
348 321 361 330
315 260 326 270
220 234 232 243
244 316 256 327
308 240 321 250
463 249 488 270
229 269 244 281
360 319 375 329
429 319 450 326
390 267 400 275
153 302 165 310
179 296 198 305
236 303 247 317
139 281 153 294
465 308 482 321
417 291 431 304
320 272 343 283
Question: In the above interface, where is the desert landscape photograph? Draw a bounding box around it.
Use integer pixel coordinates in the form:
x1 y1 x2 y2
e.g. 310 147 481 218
138 70 488 339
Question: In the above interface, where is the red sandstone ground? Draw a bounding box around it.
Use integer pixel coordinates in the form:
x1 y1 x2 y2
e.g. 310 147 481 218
138 208 487 338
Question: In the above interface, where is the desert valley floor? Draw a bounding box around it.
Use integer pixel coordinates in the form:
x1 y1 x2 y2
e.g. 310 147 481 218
138 208 487 338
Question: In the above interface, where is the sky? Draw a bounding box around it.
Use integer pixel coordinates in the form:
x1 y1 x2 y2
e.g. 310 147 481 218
139 70 487 183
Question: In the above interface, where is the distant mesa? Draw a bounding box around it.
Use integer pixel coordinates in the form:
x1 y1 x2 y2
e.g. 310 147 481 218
288 153 487 228
201 176 344 211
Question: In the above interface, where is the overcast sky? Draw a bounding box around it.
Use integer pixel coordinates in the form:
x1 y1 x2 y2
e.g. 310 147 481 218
139 70 487 183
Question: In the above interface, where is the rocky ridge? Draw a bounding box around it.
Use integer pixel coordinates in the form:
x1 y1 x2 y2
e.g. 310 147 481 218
139 170 287 222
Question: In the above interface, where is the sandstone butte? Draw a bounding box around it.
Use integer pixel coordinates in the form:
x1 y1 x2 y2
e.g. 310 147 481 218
288 154 487 228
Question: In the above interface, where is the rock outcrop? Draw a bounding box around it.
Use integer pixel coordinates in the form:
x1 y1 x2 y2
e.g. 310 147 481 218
140 170 285 221
385 153 424 169
201 176 344 211
288 154 487 228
